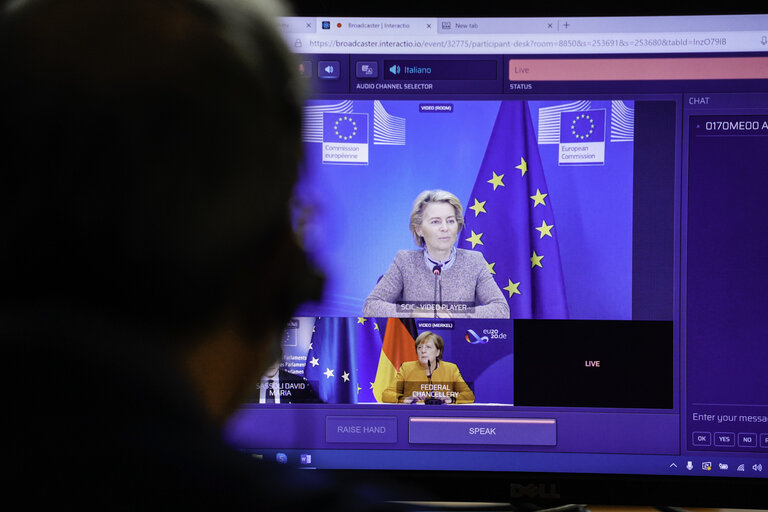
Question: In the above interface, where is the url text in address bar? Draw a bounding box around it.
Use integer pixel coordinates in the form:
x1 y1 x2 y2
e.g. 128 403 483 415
287 32 767 54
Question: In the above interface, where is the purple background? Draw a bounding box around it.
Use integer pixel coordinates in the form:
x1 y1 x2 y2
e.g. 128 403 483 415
685 113 768 451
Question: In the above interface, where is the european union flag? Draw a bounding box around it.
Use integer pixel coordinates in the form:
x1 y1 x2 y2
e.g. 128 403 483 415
322 113 368 143
458 101 568 319
560 110 606 143
303 317 382 403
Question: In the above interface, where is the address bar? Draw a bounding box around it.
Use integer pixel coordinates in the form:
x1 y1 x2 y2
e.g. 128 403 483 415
289 31 768 54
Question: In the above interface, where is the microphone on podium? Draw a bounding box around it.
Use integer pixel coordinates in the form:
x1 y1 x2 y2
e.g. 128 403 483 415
432 264 442 318
424 359 443 405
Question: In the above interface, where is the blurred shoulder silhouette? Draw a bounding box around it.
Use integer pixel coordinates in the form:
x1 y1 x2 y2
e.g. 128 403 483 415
1 0 402 509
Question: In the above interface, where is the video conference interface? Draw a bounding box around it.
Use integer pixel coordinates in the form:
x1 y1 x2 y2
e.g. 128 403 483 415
225 43 768 476
265 96 672 407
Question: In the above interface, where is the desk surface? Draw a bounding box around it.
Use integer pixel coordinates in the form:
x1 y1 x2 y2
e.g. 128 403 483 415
402 504 767 512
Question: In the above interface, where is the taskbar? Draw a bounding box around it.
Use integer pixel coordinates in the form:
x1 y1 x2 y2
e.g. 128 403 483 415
236 448 767 478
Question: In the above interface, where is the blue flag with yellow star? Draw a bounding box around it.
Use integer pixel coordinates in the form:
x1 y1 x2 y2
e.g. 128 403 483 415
458 101 568 319
303 317 382 403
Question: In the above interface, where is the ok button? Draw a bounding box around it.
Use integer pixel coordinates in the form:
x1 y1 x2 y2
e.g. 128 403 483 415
409 417 556 446
692 431 712 446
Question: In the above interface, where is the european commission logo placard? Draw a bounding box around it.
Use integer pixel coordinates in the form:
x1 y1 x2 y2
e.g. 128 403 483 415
558 109 606 165
322 112 369 164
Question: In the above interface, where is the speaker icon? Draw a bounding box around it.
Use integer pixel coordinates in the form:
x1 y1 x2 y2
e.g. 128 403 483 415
318 60 340 80
389 64 400 75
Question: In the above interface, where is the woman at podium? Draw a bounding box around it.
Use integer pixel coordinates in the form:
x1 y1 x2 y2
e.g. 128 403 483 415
362 189 509 319
382 331 475 404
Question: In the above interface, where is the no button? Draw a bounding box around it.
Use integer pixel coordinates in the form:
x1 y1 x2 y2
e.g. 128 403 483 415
409 417 556 446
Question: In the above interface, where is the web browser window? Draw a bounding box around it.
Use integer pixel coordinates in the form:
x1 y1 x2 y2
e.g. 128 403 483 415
225 14 768 481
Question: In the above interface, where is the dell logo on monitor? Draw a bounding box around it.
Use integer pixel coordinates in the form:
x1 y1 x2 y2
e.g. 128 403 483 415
510 483 561 500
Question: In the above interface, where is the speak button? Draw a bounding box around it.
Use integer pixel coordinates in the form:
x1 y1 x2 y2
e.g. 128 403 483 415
409 417 556 446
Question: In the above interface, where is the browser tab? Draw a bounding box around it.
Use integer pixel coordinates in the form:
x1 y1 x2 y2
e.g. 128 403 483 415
437 17 562 34
329 17 437 35
278 17 316 33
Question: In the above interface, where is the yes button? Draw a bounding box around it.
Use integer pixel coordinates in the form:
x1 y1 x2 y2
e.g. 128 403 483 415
714 432 735 447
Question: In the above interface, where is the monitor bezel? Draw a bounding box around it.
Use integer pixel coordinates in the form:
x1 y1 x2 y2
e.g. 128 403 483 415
279 3 768 508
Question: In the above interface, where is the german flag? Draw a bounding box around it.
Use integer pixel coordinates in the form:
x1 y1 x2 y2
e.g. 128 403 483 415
372 318 418 402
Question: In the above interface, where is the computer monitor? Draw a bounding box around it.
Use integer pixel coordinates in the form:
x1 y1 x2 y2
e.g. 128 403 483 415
225 6 768 507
